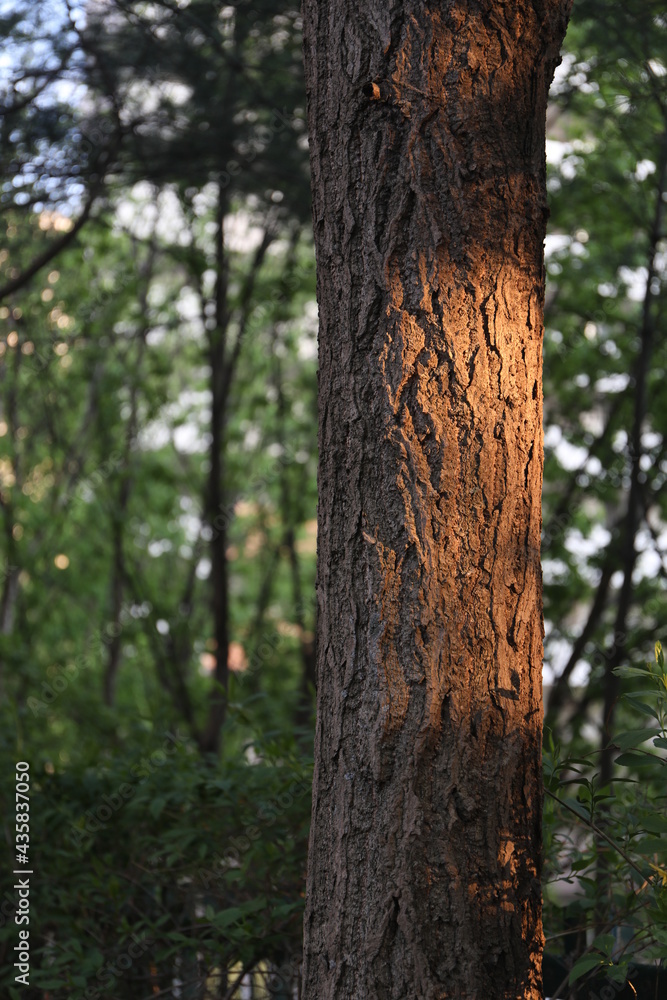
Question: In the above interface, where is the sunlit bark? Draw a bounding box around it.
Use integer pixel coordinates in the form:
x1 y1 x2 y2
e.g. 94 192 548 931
302 3 571 997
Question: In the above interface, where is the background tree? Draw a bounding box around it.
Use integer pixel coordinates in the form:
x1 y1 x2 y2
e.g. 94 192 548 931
539 2 667 990
1 2 317 993
0 1 117 301
543 0 667 772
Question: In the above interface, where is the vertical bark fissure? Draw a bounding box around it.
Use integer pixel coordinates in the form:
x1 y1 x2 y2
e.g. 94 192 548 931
303 4 571 998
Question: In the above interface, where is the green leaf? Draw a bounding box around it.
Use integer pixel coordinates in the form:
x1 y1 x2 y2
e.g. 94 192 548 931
569 955 604 984
638 815 667 834
562 797 589 820
591 933 615 954
613 666 652 679
149 796 167 818
215 906 245 928
636 836 667 856
270 901 301 918
613 728 660 751
623 695 659 720
615 751 654 767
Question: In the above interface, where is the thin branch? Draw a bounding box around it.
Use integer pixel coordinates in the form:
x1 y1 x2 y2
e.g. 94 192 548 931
546 561 614 717
599 135 667 788
0 56 75 116
545 787 652 886
220 226 274 409
0 185 99 301
222 962 257 1000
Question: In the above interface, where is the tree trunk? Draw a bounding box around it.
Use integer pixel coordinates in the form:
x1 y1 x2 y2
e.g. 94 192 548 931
301 3 571 998
199 182 231 756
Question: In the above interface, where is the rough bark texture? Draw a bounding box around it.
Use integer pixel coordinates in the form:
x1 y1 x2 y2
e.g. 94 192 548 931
301 3 571 999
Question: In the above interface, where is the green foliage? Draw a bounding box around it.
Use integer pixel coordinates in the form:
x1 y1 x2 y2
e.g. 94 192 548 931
0 714 312 997
1 5 317 986
539 4 667 987
543 0 667 725
544 643 667 986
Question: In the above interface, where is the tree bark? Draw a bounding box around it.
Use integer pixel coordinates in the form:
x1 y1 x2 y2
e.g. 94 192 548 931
301 3 571 998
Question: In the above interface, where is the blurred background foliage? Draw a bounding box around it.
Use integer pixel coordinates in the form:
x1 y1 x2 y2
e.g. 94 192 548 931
0 0 665 997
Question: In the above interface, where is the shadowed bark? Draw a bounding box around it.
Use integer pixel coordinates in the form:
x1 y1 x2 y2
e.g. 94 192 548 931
302 2 571 998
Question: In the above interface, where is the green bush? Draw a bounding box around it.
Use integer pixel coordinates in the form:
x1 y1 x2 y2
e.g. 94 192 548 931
1 719 312 999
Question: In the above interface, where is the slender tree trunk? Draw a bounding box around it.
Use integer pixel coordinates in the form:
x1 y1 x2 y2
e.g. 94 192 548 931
103 518 125 707
594 137 667 932
271 309 317 731
301 3 571 998
598 141 667 792
200 181 231 756
103 252 152 707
